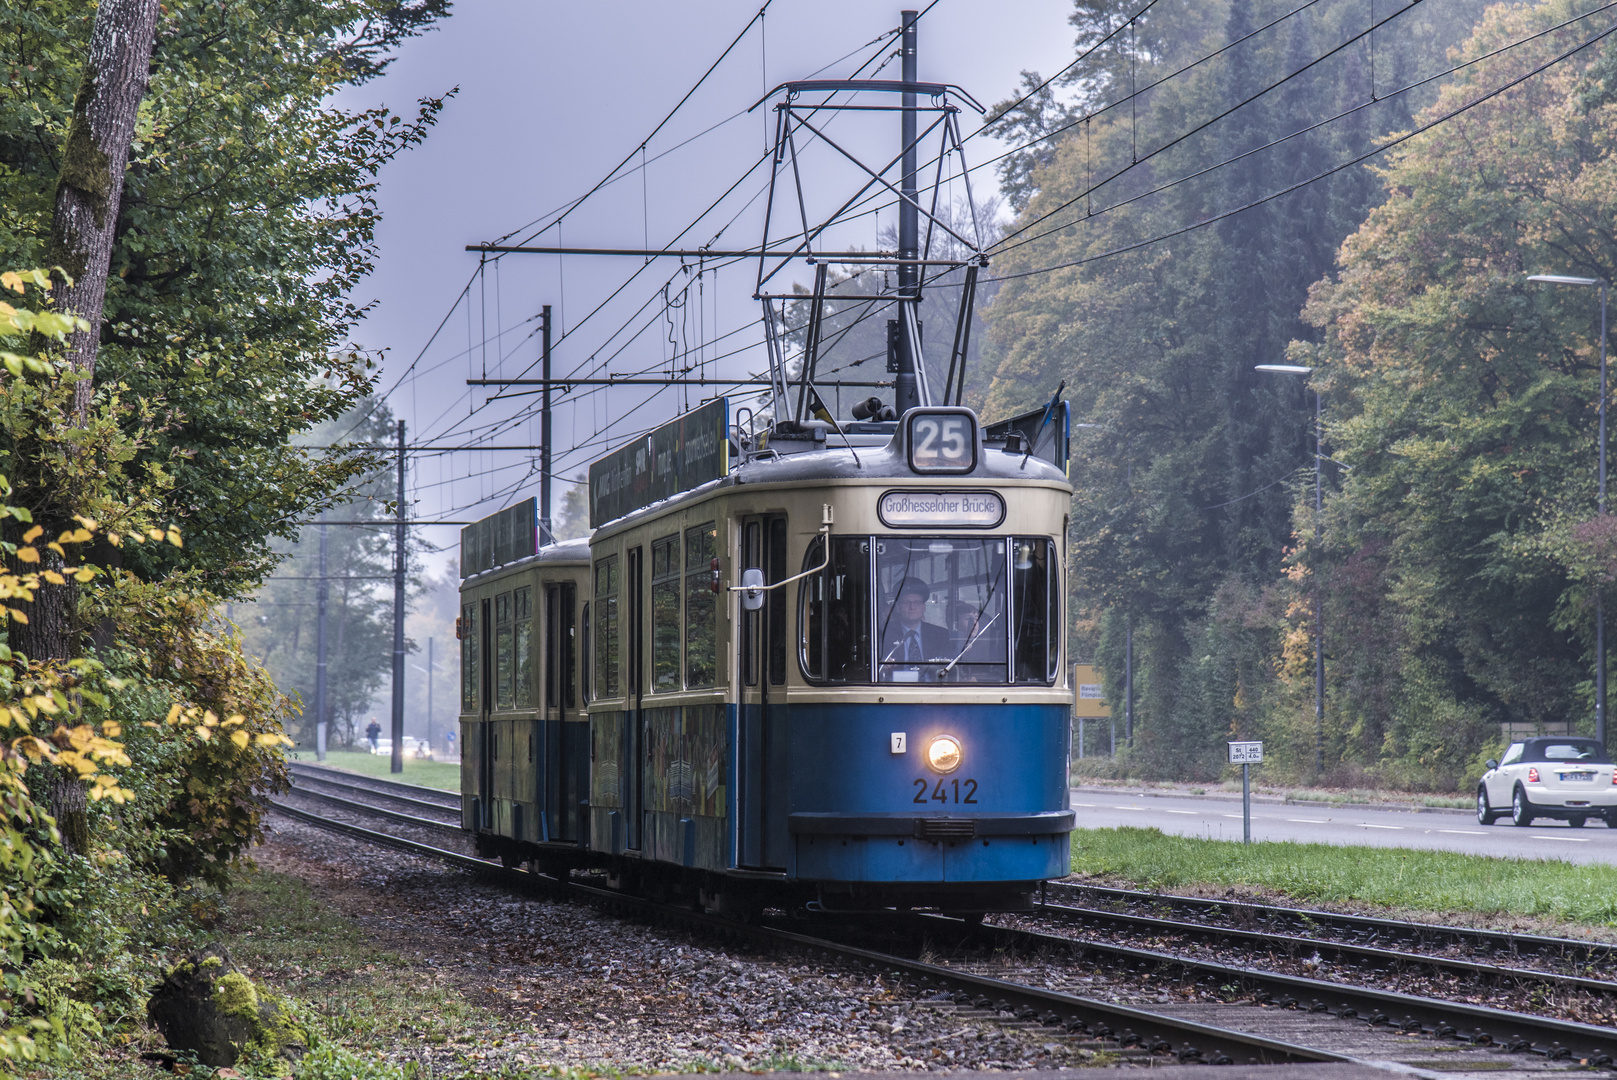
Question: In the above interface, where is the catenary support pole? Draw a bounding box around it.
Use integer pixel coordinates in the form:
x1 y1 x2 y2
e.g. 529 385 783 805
426 636 435 757
390 420 406 774
315 514 329 761
1124 616 1133 750
1314 387 1325 777
540 305 553 546
1600 280 1608 749
894 10 921 415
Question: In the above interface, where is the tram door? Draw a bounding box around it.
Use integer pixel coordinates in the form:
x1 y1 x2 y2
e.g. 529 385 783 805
737 515 789 869
543 583 577 841
625 547 645 852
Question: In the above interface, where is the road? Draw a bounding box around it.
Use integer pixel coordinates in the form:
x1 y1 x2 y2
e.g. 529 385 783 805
1070 788 1617 865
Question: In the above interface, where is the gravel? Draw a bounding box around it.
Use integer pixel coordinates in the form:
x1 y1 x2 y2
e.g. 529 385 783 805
256 814 1117 1074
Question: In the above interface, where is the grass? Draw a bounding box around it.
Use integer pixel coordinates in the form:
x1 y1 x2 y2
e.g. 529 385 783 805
1071 826 1617 928
35 866 681 1079
293 749 461 792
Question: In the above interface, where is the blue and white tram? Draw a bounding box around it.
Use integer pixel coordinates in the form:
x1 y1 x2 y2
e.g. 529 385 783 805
459 402 1075 912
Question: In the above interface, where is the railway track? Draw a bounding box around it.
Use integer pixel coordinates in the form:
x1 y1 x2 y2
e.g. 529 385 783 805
1044 881 1617 965
271 770 1617 1073
1025 896 1617 998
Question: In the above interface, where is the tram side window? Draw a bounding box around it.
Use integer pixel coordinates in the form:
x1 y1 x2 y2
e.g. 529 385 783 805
581 601 592 704
1011 538 1059 685
651 535 681 692
461 603 480 711
685 522 717 688
594 557 620 697
495 592 514 710
563 583 577 709
801 536 872 684
767 518 787 686
741 522 760 687
514 586 533 709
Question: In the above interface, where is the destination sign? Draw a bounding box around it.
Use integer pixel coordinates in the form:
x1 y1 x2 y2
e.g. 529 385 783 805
589 396 730 527
878 490 1005 529
460 498 537 578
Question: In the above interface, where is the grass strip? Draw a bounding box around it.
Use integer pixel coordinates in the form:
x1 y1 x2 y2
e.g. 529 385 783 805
1071 826 1617 927
295 749 461 792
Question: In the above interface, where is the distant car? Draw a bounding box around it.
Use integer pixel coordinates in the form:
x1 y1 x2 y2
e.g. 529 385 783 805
369 738 393 756
1477 737 1617 827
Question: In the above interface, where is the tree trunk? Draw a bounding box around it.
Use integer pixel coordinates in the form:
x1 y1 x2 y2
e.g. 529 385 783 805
47 0 161 424
33 0 161 857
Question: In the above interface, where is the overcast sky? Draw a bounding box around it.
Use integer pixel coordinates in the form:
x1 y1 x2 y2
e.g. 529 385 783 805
337 0 1078 573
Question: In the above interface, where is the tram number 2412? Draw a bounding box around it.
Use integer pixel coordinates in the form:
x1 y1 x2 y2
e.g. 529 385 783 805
914 777 979 804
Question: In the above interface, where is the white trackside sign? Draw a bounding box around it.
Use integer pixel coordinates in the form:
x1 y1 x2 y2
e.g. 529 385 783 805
1228 741 1263 765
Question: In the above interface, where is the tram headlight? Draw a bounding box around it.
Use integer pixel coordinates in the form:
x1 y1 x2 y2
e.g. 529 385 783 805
926 735 963 775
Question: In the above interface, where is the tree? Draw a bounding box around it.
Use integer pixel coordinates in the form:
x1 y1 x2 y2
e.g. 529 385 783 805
0 0 452 604
980 0 1491 777
1297 0 1617 785
235 402 429 750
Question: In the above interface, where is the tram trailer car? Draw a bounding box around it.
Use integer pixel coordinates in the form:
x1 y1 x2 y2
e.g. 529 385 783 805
458 536 593 866
459 404 1075 913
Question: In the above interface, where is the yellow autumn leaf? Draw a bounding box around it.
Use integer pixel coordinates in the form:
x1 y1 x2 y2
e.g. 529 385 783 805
106 532 121 547
147 529 165 541
73 569 94 583
40 571 63 586
8 610 26 624
20 526 40 544
103 721 120 738
195 727 211 742
14 548 37 564
0 271 22 294
221 715 244 727
167 530 182 548
229 730 249 750
165 704 182 726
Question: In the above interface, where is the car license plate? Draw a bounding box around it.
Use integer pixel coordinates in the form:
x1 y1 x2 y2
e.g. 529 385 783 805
1560 772 1596 782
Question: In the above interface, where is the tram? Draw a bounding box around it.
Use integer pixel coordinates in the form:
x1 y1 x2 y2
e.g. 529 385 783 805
457 54 1074 912
458 399 1076 913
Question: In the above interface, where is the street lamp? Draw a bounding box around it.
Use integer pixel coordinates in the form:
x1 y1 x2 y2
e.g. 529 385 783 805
1256 363 1325 776
1528 273 1608 747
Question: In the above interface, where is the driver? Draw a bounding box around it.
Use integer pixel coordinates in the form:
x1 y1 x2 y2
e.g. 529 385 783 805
882 577 951 666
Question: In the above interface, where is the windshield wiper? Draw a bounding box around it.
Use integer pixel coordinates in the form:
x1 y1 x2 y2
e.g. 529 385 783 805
940 611 1003 676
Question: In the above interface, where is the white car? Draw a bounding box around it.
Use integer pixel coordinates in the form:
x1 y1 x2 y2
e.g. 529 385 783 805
1477 737 1617 827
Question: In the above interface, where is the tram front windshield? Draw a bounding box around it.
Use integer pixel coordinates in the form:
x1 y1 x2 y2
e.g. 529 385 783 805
802 535 1058 685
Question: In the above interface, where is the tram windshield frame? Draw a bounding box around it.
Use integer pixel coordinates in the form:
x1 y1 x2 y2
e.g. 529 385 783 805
800 534 1060 686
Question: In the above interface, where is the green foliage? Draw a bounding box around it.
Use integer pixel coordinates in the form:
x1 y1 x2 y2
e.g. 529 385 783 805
0 0 453 595
1296 0 1617 785
981 0 1493 782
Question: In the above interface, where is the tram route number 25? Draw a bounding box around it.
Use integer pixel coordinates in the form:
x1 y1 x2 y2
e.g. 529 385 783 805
908 412 976 473
914 777 978 803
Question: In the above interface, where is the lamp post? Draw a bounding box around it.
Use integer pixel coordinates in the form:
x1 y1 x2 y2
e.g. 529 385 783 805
1528 273 1608 748
1256 363 1325 776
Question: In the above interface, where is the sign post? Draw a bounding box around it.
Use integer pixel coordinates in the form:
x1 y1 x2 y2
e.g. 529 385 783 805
1227 741 1263 844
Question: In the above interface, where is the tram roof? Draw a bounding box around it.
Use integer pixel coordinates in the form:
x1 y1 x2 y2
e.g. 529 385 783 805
592 424 1070 537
